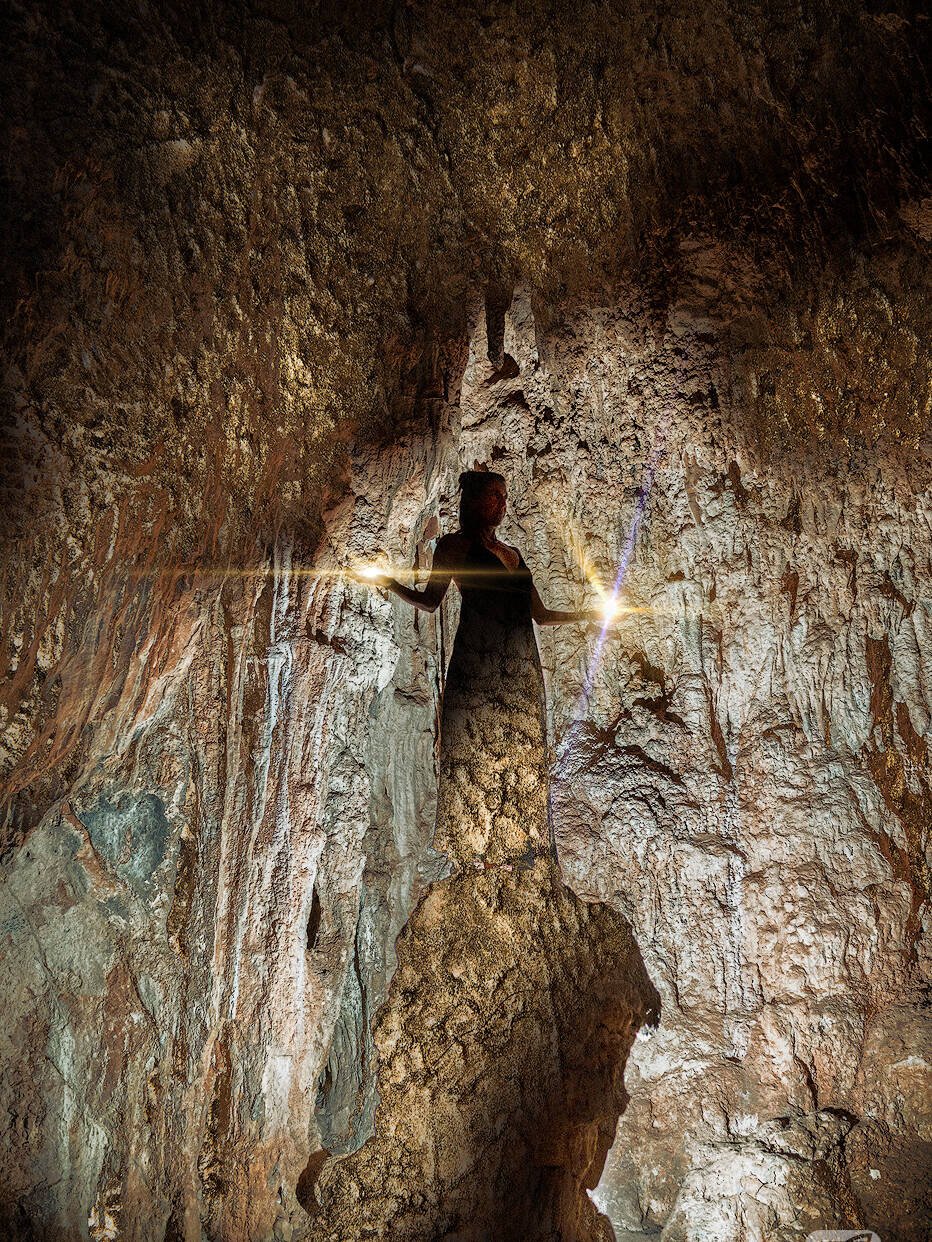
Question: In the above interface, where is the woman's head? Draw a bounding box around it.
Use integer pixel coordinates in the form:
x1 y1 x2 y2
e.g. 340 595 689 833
458 470 507 533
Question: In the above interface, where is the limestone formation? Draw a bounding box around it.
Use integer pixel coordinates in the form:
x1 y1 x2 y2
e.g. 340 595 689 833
312 861 658 1241
1 3 930 1241
461 283 932 1240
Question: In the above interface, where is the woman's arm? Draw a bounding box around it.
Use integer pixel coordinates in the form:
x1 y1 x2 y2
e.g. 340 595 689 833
531 584 602 627
383 540 456 613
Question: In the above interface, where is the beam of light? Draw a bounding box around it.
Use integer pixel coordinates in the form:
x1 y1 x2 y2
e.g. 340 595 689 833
577 439 665 711
123 562 551 588
355 564 386 580
122 564 415 584
547 511 655 619
559 514 608 598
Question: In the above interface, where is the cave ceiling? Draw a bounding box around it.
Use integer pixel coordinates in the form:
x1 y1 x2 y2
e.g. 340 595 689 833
3 0 930 554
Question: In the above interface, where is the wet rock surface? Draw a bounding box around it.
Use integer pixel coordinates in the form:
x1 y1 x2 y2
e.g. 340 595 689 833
1 2 930 1241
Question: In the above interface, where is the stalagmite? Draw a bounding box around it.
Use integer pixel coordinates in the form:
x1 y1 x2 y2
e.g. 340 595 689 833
311 861 658 1241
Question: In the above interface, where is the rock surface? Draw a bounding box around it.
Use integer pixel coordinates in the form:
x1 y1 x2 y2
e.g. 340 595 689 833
458 281 932 1241
1 3 930 1241
313 861 658 1241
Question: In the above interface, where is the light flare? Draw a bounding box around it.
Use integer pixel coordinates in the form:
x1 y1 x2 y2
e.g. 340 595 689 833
549 513 646 624
577 438 666 708
124 562 547 588
561 515 607 598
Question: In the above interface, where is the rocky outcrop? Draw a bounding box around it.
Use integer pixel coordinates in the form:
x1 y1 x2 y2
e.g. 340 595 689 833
1 3 930 1241
312 861 658 1241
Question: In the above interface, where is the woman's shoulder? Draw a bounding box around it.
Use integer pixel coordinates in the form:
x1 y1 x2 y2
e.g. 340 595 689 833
503 542 525 568
503 540 523 558
434 530 470 556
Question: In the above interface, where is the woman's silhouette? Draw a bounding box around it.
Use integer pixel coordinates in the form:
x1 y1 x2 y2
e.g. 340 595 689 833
368 470 601 870
314 472 658 1240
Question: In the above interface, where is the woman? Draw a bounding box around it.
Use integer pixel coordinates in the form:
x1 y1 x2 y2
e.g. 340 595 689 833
370 470 602 870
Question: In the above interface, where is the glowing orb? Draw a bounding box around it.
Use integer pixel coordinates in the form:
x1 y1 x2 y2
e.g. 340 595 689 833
357 563 385 580
601 595 622 621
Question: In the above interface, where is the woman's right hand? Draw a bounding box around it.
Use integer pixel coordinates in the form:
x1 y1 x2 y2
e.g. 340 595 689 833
584 606 622 629
350 566 393 590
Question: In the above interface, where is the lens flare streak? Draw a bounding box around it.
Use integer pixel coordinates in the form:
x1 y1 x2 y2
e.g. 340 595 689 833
124 563 543 588
578 447 662 710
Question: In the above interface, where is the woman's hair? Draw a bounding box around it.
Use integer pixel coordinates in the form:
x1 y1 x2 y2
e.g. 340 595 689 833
458 469 506 532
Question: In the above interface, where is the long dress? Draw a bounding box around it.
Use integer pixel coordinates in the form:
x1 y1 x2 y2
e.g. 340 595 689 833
313 537 661 1240
432 537 554 869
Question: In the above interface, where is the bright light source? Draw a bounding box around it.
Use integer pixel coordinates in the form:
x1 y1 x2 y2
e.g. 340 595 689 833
357 563 384 580
601 595 621 620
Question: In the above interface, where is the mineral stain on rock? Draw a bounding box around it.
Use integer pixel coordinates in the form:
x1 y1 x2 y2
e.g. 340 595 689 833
77 792 172 896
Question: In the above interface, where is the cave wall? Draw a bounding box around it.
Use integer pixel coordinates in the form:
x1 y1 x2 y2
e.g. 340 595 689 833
0 410 458 1239
2 1 930 1240
454 267 932 1239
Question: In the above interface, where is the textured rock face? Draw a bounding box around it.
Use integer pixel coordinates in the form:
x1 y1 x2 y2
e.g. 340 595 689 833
314 862 658 1241
2 3 931 1241
0 396 462 1239
455 279 932 1240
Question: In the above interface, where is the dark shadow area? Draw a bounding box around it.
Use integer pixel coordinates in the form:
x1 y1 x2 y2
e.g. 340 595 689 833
0 1202 85 1242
